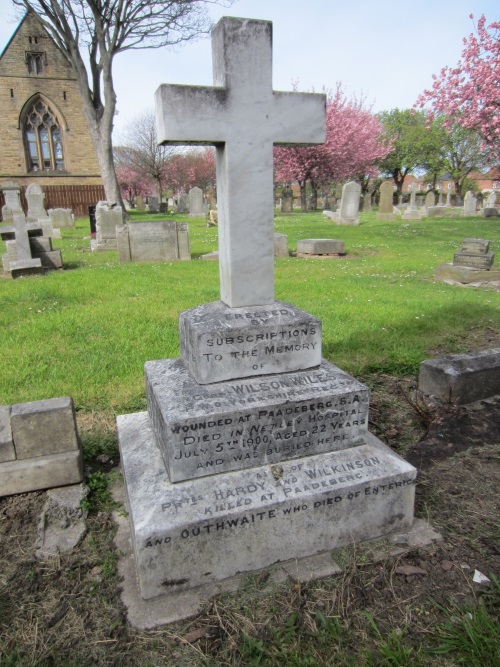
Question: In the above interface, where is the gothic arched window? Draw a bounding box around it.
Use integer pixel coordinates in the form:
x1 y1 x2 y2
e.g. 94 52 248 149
24 99 64 171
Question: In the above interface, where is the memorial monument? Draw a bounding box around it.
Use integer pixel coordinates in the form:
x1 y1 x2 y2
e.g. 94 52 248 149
117 17 416 610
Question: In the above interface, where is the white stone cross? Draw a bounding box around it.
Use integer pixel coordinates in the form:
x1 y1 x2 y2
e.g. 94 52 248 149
155 17 326 308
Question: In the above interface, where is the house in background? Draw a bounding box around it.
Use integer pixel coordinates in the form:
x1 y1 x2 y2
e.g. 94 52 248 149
0 10 104 216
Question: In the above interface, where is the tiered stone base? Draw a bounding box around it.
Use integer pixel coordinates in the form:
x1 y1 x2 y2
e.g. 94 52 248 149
117 411 416 601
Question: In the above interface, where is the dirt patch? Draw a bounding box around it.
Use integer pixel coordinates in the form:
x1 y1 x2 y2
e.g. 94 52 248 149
1 370 499 665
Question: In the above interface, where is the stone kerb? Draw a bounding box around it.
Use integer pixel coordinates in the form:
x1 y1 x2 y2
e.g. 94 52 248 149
297 239 345 257
0 397 83 496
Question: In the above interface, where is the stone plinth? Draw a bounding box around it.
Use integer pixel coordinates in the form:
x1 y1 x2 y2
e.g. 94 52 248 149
453 251 494 269
145 358 369 482
297 239 345 256
179 300 321 384
462 238 489 254
435 263 500 284
91 202 122 252
117 411 416 600
419 349 500 404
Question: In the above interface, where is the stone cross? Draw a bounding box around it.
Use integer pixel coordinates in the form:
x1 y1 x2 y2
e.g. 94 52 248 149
155 17 326 307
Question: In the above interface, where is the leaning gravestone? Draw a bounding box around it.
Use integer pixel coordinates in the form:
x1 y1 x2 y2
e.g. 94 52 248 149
117 17 416 610
189 186 204 217
91 201 122 251
377 182 396 220
26 183 49 222
336 181 361 225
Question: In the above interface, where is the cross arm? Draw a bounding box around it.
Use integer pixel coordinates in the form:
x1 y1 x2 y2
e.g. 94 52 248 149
272 91 326 146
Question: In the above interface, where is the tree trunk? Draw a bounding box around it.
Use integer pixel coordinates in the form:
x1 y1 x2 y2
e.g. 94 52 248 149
299 181 307 212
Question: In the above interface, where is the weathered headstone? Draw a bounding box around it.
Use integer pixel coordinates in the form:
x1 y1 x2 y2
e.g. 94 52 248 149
336 181 361 225
362 192 372 212
445 191 452 207
188 186 204 217
8 213 43 278
91 201 122 252
148 195 159 213
176 193 189 214
136 195 145 209
117 17 416 611
377 182 396 220
48 208 74 228
424 191 435 209
274 232 288 257
297 238 345 257
2 233 63 272
26 183 49 222
463 191 478 216
281 185 294 213
1 181 23 216
116 221 191 263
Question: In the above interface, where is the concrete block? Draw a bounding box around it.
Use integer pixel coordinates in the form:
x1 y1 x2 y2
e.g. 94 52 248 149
419 349 500 403
0 449 83 497
10 397 79 459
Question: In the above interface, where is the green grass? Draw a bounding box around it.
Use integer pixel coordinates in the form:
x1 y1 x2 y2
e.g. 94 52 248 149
1 210 499 411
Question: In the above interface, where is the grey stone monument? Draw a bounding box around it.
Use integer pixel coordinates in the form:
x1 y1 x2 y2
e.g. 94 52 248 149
281 185 294 213
148 195 159 213
116 221 191 263
26 183 49 222
117 17 416 607
274 232 289 257
8 213 44 278
48 208 74 228
403 185 422 220
463 191 478 216
377 182 396 220
189 187 204 217
435 238 500 283
91 201 122 252
336 181 361 225
424 191 435 210
2 181 22 222
176 193 189 214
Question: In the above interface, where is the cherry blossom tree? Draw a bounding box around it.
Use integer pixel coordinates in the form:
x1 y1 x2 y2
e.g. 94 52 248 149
274 85 390 210
415 14 500 159
116 163 151 205
163 148 216 194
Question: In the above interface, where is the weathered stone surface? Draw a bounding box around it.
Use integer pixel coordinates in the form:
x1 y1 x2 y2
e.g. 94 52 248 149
274 233 289 257
36 250 63 269
463 192 478 216
10 258 43 278
29 236 53 253
145 358 369 482
201 251 219 261
92 202 121 251
419 349 500 404
155 17 325 307
117 412 416 600
48 208 74 228
453 251 494 269
435 263 500 284
462 238 489 254
297 239 345 255
377 182 395 219
481 208 499 218
322 210 336 221
0 406 15 463
336 181 360 225
10 397 80 460
0 449 83 497
189 187 204 217
35 483 88 558
179 300 322 384
26 183 48 222
177 223 191 260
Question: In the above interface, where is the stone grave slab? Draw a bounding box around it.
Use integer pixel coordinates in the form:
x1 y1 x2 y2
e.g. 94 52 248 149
91 201 122 251
434 263 500 284
274 233 289 257
116 221 180 263
189 187 204 217
48 208 74 228
297 239 345 256
179 300 321 384
462 238 489 254
419 349 500 404
453 251 494 269
9 214 43 277
336 182 360 225
118 412 416 600
0 406 15 463
26 183 48 222
145 358 368 482
0 450 82 497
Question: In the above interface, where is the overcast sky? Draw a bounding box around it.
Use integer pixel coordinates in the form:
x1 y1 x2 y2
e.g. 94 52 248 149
0 0 497 139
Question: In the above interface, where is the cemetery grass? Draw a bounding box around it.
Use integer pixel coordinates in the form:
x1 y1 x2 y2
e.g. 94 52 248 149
0 211 499 665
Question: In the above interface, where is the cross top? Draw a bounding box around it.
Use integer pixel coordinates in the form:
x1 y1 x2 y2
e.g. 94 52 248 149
156 17 326 307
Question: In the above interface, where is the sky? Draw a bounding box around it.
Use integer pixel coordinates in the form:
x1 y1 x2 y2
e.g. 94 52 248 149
0 0 498 139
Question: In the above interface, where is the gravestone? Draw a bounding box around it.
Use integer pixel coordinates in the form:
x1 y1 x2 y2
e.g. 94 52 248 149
2 234 62 272
176 193 189 214
403 186 422 220
377 182 396 220
117 16 415 611
281 185 294 213
2 181 23 222
26 183 49 222
189 186 204 217
148 196 159 213
159 202 168 213
362 192 372 212
91 201 122 252
116 221 191 263
463 191 478 216
435 238 500 283
445 192 452 207
274 232 288 257
136 195 145 209
8 213 43 278
424 191 435 210
48 208 74 228
336 181 361 225
297 238 345 257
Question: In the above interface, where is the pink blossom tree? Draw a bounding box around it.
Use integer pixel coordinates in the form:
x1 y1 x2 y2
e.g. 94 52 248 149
415 15 500 159
274 85 390 210
163 148 216 194
116 163 151 206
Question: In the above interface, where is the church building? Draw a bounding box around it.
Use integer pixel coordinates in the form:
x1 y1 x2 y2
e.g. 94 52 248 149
0 10 104 216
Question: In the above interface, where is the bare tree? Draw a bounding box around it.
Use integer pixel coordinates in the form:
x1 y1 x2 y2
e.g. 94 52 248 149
115 109 174 202
13 0 231 213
